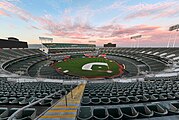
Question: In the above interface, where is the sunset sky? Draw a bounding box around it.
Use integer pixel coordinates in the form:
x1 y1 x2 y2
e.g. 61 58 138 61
0 0 179 47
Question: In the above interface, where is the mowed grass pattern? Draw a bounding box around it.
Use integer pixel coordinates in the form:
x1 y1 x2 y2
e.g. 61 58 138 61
55 57 120 78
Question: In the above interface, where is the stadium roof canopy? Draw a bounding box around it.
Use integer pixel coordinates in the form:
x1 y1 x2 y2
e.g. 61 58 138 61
43 43 96 48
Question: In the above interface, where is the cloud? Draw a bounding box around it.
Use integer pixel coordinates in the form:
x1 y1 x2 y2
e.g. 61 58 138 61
0 0 176 46
125 1 179 20
103 0 127 10
0 1 33 22
0 9 10 16
30 25 40 30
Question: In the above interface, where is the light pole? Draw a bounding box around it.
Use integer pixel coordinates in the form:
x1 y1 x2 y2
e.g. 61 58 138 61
167 32 172 48
39 37 53 52
130 35 142 48
173 29 179 47
169 24 179 47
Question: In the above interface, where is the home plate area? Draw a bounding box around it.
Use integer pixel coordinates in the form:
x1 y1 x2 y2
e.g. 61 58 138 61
82 62 110 73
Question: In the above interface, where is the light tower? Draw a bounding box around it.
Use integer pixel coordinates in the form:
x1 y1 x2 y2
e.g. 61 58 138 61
39 37 53 51
169 24 179 47
130 35 142 48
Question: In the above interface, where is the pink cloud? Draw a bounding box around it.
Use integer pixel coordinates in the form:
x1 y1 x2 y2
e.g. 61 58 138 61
0 1 33 22
125 1 179 20
0 1 176 47
112 27 173 47
0 10 10 16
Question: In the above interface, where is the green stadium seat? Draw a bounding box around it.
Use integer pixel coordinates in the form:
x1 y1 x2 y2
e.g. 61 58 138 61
120 106 138 119
93 108 109 120
0 108 18 120
9 97 18 104
81 97 91 106
110 97 120 104
101 97 111 105
174 92 179 99
0 108 8 118
128 96 140 103
18 97 29 105
136 95 149 102
119 96 130 103
38 98 53 106
91 97 101 105
77 107 93 120
14 108 36 120
135 105 154 118
147 104 168 117
28 97 36 104
168 102 179 114
0 97 8 104
107 108 123 120
167 93 176 100
159 94 167 100
151 94 159 100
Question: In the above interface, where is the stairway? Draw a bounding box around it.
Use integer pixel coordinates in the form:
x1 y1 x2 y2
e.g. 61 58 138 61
38 84 85 120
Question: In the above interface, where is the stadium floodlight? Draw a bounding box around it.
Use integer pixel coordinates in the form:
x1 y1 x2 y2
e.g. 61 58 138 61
130 35 142 48
169 24 179 31
130 35 142 39
39 37 53 51
39 37 53 43
169 24 179 47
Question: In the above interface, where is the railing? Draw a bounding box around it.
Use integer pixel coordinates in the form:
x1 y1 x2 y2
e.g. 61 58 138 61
7 90 62 120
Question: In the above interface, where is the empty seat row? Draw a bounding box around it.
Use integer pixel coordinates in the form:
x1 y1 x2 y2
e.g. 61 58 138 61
77 102 179 120
81 93 179 106
84 90 179 98
82 81 179 106
0 91 64 99
0 97 53 106
0 107 36 120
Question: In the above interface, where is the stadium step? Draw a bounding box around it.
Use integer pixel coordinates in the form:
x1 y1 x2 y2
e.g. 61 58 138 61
38 84 86 120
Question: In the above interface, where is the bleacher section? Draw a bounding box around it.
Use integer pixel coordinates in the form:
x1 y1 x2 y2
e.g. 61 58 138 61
99 48 179 76
43 43 96 55
0 49 80 79
5 55 47 76
0 49 45 76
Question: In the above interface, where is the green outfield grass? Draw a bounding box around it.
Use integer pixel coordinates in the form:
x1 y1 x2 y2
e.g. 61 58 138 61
54 57 120 78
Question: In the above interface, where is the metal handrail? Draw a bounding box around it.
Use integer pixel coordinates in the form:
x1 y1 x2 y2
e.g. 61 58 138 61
7 90 61 120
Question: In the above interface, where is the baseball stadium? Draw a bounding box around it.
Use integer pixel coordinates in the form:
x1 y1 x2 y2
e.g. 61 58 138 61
0 0 179 120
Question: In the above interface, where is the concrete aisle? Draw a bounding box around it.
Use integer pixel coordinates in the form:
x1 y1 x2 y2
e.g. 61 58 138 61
38 84 85 120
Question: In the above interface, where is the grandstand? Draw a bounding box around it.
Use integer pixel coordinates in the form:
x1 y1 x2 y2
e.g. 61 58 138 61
1 39 179 119
42 43 96 55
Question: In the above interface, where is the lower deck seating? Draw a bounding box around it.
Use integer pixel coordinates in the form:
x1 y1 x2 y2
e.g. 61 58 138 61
0 77 77 119
77 102 179 119
0 107 36 120
78 81 179 119
81 81 179 106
